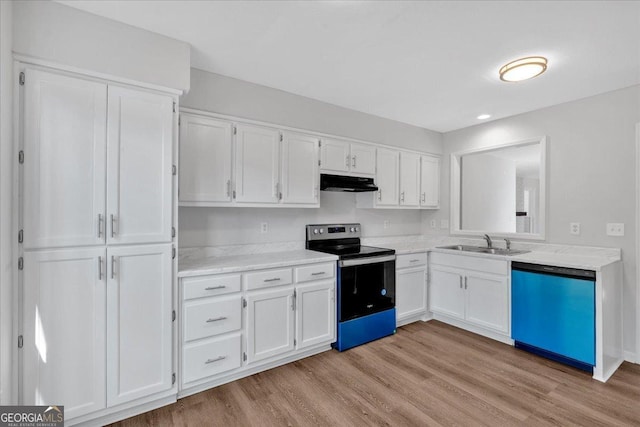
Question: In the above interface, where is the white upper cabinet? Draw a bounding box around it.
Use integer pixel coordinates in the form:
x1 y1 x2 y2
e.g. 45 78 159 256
106 244 173 406
281 132 320 206
320 138 375 176
107 87 173 245
375 148 400 206
23 69 107 249
421 155 440 208
400 152 421 207
234 123 280 204
22 247 107 419
179 114 232 204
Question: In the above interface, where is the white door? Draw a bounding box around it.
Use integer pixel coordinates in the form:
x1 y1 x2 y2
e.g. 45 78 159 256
350 143 376 175
295 281 335 350
375 148 400 206
246 286 295 363
22 68 107 249
421 155 440 208
107 86 173 245
281 132 319 205
179 114 232 203
22 248 106 419
396 267 427 322
320 138 350 174
106 244 172 406
234 124 280 204
429 266 465 320
400 152 421 207
465 272 509 334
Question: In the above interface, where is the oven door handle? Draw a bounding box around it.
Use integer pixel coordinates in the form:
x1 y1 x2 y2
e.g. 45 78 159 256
339 255 396 267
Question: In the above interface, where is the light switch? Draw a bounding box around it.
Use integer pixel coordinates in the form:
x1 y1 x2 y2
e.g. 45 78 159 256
606 223 624 236
430 220 437 229
570 222 580 235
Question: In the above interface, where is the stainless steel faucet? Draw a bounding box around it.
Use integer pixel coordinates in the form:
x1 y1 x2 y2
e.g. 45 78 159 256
504 238 511 250
483 234 492 248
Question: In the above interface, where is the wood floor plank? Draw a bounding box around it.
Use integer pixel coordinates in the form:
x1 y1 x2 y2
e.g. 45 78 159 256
109 321 640 426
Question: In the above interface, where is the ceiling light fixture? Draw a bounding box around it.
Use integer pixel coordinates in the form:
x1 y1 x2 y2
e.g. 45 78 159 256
499 56 548 82
477 114 491 120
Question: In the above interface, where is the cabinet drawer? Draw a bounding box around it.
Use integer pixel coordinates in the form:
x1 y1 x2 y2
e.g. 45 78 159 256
396 252 428 269
182 333 242 385
182 274 241 300
430 252 508 275
295 263 335 283
244 268 293 290
184 295 242 341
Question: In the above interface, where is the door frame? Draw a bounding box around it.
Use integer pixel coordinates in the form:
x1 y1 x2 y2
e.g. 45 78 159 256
636 122 640 363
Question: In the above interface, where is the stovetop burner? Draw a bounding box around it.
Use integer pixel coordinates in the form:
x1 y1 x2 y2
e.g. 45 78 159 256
305 223 395 259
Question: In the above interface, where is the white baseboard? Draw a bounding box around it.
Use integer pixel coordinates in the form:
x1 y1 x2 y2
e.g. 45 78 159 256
624 350 637 364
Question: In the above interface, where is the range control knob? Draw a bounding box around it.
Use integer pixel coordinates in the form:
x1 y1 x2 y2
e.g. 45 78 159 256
319 229 324 234
350 227 356 232
313 229 319 235
355 227 359 232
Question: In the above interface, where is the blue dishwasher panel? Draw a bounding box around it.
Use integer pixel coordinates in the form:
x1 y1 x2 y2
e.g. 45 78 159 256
512 269 595 366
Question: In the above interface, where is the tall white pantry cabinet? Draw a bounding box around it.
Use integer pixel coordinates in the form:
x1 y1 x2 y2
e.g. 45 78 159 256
18 66 177 424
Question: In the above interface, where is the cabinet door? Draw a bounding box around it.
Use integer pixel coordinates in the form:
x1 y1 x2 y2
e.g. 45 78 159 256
350 143 376 175
22 248 106 419
375 148 400 206
234 124 280 204
23 68 107 249
400 152 421 207
246 286 295 363
106 244 172 406
281 132 320 205
320 138 350 174
421 155 440 208
107 86 173 245
465 271 509 334
396 266 427 322
295 280 335 350
429 266 465 320
179 114 232 203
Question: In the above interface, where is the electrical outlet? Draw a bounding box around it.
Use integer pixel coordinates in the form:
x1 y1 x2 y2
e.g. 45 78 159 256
260 222 268 233
440 219 449 229
570 222 580 235
430 220 437 228
606 223 624 236
383 220 390 229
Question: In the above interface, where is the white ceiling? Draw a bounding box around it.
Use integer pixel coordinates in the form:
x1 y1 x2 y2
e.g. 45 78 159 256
57 0 640 133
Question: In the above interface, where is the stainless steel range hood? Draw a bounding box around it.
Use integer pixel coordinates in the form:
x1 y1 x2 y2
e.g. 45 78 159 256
320 174 379 192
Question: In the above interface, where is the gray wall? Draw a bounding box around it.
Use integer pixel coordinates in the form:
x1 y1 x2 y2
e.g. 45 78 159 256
425 85 640 355
182 68 442 154
13 1 190 91
0 0 12 405
179 68 443 248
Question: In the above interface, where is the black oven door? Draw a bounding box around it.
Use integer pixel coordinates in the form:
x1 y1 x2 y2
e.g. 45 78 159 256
338 255 395 322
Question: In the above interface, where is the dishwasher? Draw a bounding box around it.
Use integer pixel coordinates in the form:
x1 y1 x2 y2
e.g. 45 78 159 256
511 262 595 372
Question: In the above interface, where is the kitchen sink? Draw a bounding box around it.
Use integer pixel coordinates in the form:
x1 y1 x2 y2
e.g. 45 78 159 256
437 245 530 256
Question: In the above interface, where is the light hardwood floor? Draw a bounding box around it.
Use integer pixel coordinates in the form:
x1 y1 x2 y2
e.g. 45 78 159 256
111 321 640 426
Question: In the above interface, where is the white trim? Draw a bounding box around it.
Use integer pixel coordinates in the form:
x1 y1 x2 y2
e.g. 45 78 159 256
449 136 547 241
179 107 442 158
13 54 183 96
636 122 640 364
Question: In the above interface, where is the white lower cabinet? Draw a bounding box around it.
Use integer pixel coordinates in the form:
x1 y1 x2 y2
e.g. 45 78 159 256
179 259 336 396
429 252 509 338
395 252 428 326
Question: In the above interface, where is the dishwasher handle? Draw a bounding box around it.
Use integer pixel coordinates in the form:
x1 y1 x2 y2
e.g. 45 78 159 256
511 262 595 280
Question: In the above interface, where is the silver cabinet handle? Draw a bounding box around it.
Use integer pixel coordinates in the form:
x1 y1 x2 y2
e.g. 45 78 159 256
464 276 468 290
311 271 325 276
409 259 420 263
111 256 116 279
292 290 296 311
421 193 426 203
352 155 356 168
377 190 382 201
345 154 350 168
314 186 319 199
206 316 227 323
98 214 104 238
459 276 463 289
264 277 281 283
98 256 103 280
401 192 405 203
205 356 226 364
110 214 117 238
226 180 231 197
205 285 226 291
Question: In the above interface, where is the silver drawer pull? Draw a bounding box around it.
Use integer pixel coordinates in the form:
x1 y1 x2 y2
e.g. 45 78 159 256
410 259 420 263
204 285 226 291
206 316 227 323
311 272 325 276
205 356 226 364
264 277 281 282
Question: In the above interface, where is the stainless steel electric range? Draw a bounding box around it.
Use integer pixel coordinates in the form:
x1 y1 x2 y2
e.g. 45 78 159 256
305 223 396 351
